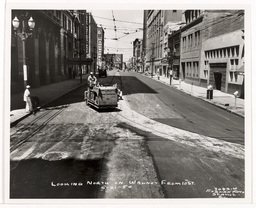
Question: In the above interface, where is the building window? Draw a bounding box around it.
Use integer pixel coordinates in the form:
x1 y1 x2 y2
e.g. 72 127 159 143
68 19 72 32
188 34 193 49
231 47 235 57
195 31 200 46
68 42 72 52
230 72 233 82
173 10 177 12
227 47 231 57
204 70 208 79
234 73 238 82
183 37 186 51
223 49 226 57
235 45 239 57
63 14 67 29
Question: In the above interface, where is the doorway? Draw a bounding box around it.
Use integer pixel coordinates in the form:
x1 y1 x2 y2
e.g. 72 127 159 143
209 63 227 91
214 72 222 90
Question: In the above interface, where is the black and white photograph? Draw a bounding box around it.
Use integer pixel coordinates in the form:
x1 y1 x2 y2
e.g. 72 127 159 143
1 0 255 206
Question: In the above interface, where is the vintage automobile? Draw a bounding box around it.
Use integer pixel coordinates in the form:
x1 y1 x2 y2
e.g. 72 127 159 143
84 84 118 109
98 68 107 78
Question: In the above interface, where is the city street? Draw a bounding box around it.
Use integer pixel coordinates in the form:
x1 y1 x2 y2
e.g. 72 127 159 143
10 70 244 199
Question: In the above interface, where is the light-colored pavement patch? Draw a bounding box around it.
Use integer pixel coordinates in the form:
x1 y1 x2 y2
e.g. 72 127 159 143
118 97 244 160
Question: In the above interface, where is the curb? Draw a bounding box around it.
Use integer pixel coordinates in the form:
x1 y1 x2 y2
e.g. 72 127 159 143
144 74 244 118
10 82 86 128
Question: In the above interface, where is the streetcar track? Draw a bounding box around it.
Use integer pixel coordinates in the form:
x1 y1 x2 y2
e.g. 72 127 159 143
10 105 69 152
11 105 69 136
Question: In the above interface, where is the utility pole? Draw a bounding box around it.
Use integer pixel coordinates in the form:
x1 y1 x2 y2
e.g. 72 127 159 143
78 39 83 84
151 42 155 77
75 38 83 84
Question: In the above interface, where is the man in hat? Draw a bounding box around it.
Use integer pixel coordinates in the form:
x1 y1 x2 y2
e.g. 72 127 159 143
88 72 97 89
24 85 31 113
87 72 97 101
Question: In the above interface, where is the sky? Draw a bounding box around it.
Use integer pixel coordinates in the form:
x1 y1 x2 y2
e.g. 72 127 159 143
91 10 144 62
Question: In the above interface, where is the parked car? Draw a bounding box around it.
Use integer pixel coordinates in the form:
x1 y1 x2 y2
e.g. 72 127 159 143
98 69 107 78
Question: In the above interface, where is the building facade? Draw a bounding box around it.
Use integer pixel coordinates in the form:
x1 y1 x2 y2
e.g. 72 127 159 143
145 10 182 76
104 54 123 70
87 13 98 74
11 10 96 95
168 28 182 79
180 10 244 95
133 38 143 72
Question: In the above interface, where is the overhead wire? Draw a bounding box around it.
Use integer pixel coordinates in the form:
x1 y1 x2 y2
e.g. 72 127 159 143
111 10 118 52
93 15 143 25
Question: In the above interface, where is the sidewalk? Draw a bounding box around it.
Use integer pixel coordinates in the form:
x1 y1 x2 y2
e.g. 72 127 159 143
10 77 87 127
147 74 244 118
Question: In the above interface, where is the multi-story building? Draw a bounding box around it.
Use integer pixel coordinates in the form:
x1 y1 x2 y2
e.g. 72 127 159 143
133 38 143 72
145 10 182 76
104 54 123 70
168 27 182 79
11 10 95 95
180 10 244 96
162 21 184 78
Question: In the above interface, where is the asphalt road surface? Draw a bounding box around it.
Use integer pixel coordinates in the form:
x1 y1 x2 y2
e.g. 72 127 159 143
10 70 244 199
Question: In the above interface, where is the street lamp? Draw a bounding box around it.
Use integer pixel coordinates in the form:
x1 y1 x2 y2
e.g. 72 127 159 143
12 14 35 88
74 34 83 84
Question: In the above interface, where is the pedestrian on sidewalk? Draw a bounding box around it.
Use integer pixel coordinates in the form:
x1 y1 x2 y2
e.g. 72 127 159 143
23 85 31 113
169 69 173 85
157 68 160 80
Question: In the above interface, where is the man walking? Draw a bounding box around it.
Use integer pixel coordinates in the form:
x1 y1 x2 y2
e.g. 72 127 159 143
169 69 173 85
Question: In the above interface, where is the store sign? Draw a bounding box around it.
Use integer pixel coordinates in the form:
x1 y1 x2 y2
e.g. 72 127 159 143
97 29 103 67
